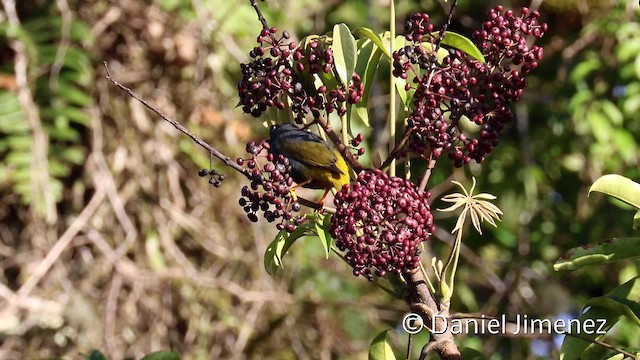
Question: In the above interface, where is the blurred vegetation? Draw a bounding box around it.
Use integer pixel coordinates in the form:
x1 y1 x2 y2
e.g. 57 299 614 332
0 0 639 359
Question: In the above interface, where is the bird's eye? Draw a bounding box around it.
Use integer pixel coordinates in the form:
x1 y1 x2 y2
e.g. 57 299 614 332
269 125 278 133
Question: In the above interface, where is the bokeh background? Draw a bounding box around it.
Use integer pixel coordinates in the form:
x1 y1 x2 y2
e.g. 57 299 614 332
1 0 639 359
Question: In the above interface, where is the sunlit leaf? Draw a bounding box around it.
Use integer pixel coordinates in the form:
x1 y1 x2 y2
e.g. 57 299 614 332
368 330 396 360
332 23 357 86
589 174 640 209
439 31 485 64
554 238 640 271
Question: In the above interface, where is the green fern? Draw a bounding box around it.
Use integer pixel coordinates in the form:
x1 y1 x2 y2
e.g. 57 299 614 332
0 7 94 206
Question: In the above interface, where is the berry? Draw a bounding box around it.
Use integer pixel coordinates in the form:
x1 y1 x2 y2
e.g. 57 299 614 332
393 7 546 166
237 140 304 231
331 169 435 279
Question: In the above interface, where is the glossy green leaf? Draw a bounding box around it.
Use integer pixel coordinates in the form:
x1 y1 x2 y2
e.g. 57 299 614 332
353 27 391 59
332 23 357 86
561 277 640 360
440 31 485 64
560 302 618 360
351 38 382 127
555 237 640 271
368 330 396 360
140 350 181 360
589 174 640 209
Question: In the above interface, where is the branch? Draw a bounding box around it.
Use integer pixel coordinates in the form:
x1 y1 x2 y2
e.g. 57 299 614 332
403 269 462 360
313 115 365 173
103 63 326 211
104 62 251 179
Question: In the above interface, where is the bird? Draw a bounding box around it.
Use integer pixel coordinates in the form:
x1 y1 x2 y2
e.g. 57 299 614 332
268 123 350 205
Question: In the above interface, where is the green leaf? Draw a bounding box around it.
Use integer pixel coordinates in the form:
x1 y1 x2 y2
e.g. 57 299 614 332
332 23 358 86
54 81 93 107
140 350 181 360
554 237 640 271
561 277 640 360
634 210 640 230
600 100 623 126
368 330 396 360
440 31 485 64
264 221 316 276
587 111 611 143
353 27 391 59
315 213 333 259
560 304 618 360
351 38 382 127
589 174 640 209
570 57 601 83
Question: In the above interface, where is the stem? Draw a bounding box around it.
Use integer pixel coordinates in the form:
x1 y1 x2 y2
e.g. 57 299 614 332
441 229 463 304
419 260 436 295
341 112 348 145
313 115 364 172
418 154 437 192
105 63 327 212
105 63 250 179
389 0 397 177
563 332 638 359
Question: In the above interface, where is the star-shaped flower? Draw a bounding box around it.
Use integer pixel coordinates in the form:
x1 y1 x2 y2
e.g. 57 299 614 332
439 177 503 235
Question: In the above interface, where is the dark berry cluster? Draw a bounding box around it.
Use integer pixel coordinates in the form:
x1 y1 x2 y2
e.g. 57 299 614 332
331 169 435 279
237 27 364 122
198 168 226 187
393 7 547 166
237 140 303 232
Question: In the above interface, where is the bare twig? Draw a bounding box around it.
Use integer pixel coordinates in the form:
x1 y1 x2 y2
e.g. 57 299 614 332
104 62 251 178
50 0 72 90
104 273 122 359
16 186 107 298
418 155 437 192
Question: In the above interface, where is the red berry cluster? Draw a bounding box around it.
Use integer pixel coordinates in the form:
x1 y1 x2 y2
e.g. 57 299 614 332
237 27 364 122
237 140 303 232
331 169 435 279
393 7 547 166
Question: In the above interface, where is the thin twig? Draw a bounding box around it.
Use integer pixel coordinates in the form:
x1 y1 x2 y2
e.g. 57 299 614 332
104 62 251 178
50 0 72 90
17 186 107 298
418 155 437 192
104 63 329 211
564 332 637 359
434 0 459 53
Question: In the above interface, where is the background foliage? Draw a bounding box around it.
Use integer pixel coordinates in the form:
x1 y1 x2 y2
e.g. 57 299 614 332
0 0 639 359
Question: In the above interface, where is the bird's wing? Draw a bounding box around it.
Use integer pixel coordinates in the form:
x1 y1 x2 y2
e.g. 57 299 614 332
277 131 344 175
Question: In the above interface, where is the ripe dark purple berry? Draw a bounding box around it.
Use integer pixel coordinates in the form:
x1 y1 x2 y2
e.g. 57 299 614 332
331 169 435 279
